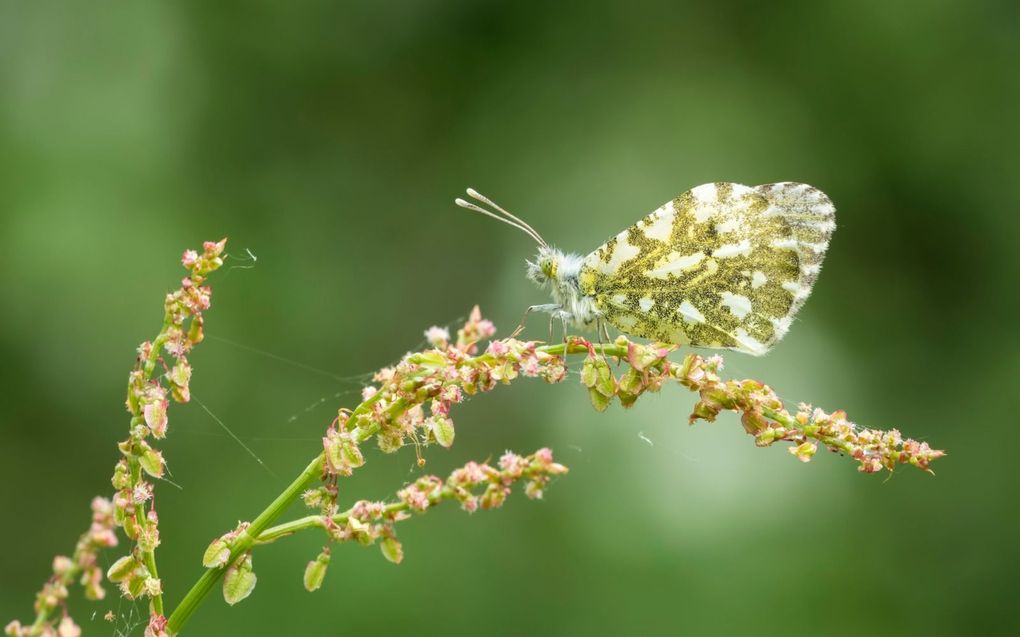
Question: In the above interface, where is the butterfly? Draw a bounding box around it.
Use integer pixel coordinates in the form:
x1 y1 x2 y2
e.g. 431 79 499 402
456 182 835 355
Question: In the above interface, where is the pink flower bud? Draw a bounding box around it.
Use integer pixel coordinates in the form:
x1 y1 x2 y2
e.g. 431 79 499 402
52 555 73 577
83 566 106 600
440 384 463 403
477 319 496 338
131 482 154 505
398 485 431 512
424 326 450 348
91 527 119 548
487 340 509 357
498 452 525 478
203 238 227 257
144 615 169 637
480 484 509 509
57 617 80 637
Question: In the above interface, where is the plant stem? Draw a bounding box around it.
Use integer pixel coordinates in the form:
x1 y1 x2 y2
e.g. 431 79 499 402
256 501 411 544
164 340 618 635
166 453 324 633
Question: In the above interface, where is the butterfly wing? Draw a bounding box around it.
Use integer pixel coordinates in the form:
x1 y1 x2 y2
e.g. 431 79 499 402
577 182 835 355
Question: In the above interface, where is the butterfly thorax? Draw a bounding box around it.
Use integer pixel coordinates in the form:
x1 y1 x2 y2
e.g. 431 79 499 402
526 246 600 328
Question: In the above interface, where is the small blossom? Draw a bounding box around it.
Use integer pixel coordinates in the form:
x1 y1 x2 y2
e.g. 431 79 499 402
398 484 432 512
52 556 73 577
424 326 450 348
487 340 509 357
143 577 163 597
450 461 486 486
498 452 526 479
789 442 817 463
203 238 227 257
82 566 106 600
144 615 168 637
57 617 80 637
440 384 463 403
480 484 509 509
525 479 545 499
131 482 154 505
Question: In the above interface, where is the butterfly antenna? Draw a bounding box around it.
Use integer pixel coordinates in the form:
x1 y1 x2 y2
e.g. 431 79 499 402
465 188 548 247
455 197 544 245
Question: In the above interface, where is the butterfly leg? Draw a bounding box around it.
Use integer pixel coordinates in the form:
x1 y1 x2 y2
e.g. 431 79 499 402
598 319 619 368
511 304 561 339
561 315 570 359
594 318 616 368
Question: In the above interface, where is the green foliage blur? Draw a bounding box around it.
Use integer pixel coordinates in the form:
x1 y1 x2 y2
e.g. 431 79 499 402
2 1 1017 635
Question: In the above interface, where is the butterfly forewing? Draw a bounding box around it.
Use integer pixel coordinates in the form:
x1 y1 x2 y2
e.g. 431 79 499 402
577 182 835 355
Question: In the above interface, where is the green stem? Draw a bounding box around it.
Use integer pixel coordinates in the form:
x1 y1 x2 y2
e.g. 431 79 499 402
761 406 856 455
257 463 553 545
166 453 324 634
256 501 412 544
164 341 612 634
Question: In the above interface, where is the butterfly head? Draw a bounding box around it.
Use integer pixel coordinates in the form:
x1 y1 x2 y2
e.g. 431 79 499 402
526 245 559 287
455 188 596 326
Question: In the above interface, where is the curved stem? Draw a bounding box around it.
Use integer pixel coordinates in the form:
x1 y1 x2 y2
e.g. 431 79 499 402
165 341 619 635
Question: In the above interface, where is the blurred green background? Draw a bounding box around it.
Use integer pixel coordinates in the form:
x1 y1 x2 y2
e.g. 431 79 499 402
2 1 1017 635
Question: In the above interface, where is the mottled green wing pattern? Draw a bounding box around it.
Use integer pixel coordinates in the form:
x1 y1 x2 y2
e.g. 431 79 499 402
577 182 835 355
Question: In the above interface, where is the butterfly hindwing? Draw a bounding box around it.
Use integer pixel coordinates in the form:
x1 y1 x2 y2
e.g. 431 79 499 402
577 182 835 355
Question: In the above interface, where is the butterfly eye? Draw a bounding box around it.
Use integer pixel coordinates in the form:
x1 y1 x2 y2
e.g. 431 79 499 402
541 258 557 280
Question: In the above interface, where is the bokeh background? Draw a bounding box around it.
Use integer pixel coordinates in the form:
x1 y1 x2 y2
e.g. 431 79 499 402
2 1 1017 635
